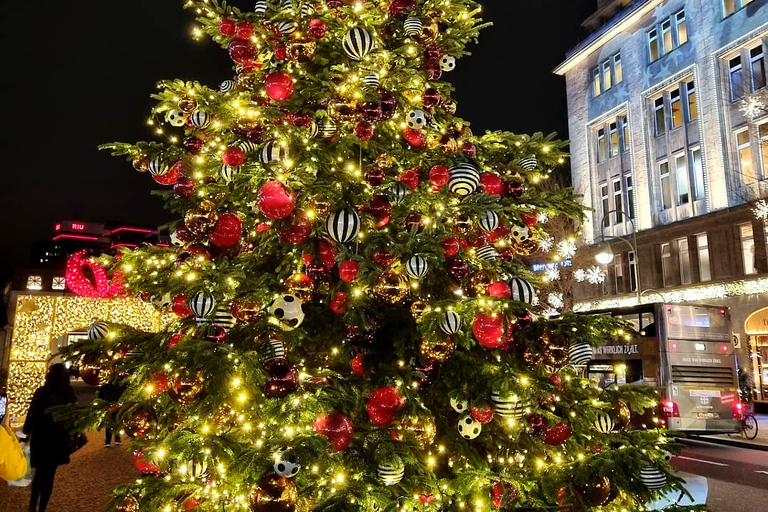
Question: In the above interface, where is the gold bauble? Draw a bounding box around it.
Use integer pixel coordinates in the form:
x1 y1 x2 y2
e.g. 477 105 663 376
79 366 103 386
309 196 331 218
419 336 455 364
178 96 198 113
371 272 409 304
327 97 358 123
467 270 494 297
123 411 152 439
441 98 458 115
232 297 263 323
541 331 569 370
132 156 148 173
396 414 437 446
115 496 140 512
523 349 543 369
376 154 394 170
285 272 314 302
416 20 440 44
410 300 432 320
250 474 298 512
286 37 317 63
452 213 473 235
168 371 206 407
510 238 539 256
184 200 219 236
214 403 238 429
236 71 256 90
615 400 631 432
236 117 261 132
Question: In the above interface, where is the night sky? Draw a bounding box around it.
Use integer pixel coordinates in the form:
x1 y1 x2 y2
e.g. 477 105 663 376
0 0 594 278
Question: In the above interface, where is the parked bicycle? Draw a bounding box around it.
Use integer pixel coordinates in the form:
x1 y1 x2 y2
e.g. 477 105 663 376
729 402 758 440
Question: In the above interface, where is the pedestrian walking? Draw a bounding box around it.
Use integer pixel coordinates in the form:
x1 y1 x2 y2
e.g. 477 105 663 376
98 379 127 447
22 363 77 512
0 398 28 482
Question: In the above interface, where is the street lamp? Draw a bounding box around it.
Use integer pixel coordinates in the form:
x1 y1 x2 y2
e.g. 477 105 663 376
595 209 641 303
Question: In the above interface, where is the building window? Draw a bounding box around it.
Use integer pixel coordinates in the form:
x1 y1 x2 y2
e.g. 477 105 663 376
620 115 630 152
678 238 692 284
648 28 660 62
686 81 697 121
660 161 672 210
740 223 757 275
601 183 610 227
661 20 673 55
654 96 666 136
730 56 744 101
691 148 705 200
613 178 623 223
615 253 625 292
603 60 612 90
593 67 601 97
597 127 607 162
759 123 768 177
675 10 687 47
609 122 619 157
724 0 754 17
750 44 766 92
736 129 756 184
696 233 711 282
675 154 690 204
52 277 66 290
27 275 43 291
670 89 682 129
614 53 623 84
661 243 674 287
625 173 635 219
628 251 638 291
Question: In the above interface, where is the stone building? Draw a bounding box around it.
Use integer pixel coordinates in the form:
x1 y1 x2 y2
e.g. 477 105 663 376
555 0 768 403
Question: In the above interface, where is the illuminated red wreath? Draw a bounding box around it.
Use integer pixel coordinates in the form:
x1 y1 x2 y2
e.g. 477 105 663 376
65 250 125 298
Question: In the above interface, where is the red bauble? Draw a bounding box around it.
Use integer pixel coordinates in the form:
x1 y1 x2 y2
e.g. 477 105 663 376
339 260 359 282
313 410 354 451
423 45 441 61
258 181 295 219
351 353 369 377
365 166 387 186
472 312 505 348
235 21 254 40
204 325 228 343
172 294 193 318
371 251 395 267
447 257 468 279
404 212 424 233
228 39 256 65
307 18 328 38
544 422 572 445
550 374 562 386
471 404 494 424
379 89 397 119
183 499 200 511
218 18 236 36
330 292 348 314
183 136 204 154
389 0 415 17
506 180 525 199
361 102 383 123
209 213 242 247
290 112 312 128
462 143 477 157
306 262 326 281
133 450 160 475
429 165 450 191
265 72 295 101
528 414 547 436
279 210 312 244
460 232 486 249
222 146 245 166
263 359 299 398
152 162 180 185
150 372 169 395
441 237 461 257
174 176 195 198
486 224 510 243
363 196 392 228
515 310 534 330
521 211 538 226
488 282 511 299
318 239 338 269
274 46 287 60
398 167 421 190
480 173 505 195
492 482 518 509
421 61 442 80
423 88 441 109
366 386 404 426
354 121 375 141
402 127 426 148
166 331 183 350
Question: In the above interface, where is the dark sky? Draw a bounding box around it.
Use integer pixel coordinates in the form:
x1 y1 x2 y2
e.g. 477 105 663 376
0 0 594 277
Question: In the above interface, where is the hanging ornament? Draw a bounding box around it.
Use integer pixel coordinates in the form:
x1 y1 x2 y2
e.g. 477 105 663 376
325 209 360 243
478 211 500 233
265 72 295 101
328 97 358 122
541 331 569 370
171 295 193 318
488 282 511 299
168 370 206 406
450 397 469 413
395 415 436 446
190 292 217 321
447 257 468 279
183 136 204 154
428 165 450 191
475 244 498 261
209 304 236 332
165 109 187 127
388 182 409 205
473 312 505 348
329 291 348 314
342 27 374 60
398 167 421 190
307 18 327 38
457 414 482 440
440 237 460 257
249 474 298 512
438 311 461 335
338 260 359 282
422 88 441 109
87 321 110 341
147 157 168 177
639 467 667 490
543 422 572 445
367 386 405 426
122 411 152 439
378 457 405 486
175 176 196 197
517 155 538 170
277 21 298 36
318 239 338 269
361 101 383 123
510 276 535 304
222 146 246 167
285 272 314 302
115 496 140 512
406 109 427 130
372 272 409 304
189 110 212 129
263 358 299 398
403 16 423 37
471 404 494 424
354 120 375 141
406 255 428 278
259 332 288 364
269 294 305 331
231 298 262 323
235 21 255 40
419 335 455 364
490 393 529 421
273 450 300 478
317 120 337 138
577 476 613 507
209 213 242 247
593 412 616 434
411 301 431 320
133 450 160 475
568 342 593 365
79 367 101 386
178 96 197 113
313 410 354 451
363 195 392 228
185 200 219 236
220 79 235 93
402 127 426 147
615 400 631 431
448 163 480 196
258 181 295 220
260 141 291 166
439 55 456 71
279 210 312 244
467 270 493 297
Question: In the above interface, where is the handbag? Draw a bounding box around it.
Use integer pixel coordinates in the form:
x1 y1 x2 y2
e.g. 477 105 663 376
67 432 88 455
7 443 32 487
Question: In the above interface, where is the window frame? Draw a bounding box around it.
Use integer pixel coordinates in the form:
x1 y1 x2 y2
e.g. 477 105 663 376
628 251 638 291
624 172 635 220
597 127 607 162
609 122 619 157
660 160 673 210
593 67 602 97
612 177 623 224
729 55 744 101
674 10 687 47
661 242 673 287
648 28 660 62
749 44 766 92
736 128 756 184
620 115 630 152
696 233 711 282
690 147 705 201
678 237 692 285
674 153 690 205
603 60 612 90
670 88 683 129
27 275 43 291
614 53 623 84
600 182 610 228
614 253 625 293
661 19 673 56
758 123 768 178
52 277 66 291
740 223 757 275
686 80 697 121
654 96 666 136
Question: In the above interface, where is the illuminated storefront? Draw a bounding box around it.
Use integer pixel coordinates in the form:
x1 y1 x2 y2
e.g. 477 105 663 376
745 307 768 402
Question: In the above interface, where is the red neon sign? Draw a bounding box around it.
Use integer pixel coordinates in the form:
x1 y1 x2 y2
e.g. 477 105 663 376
54 223 62 231
70 222 86 231
52 234 100 242
111 227 154 235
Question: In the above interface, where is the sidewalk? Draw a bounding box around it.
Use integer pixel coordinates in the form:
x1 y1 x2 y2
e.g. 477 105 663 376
691 414 768 451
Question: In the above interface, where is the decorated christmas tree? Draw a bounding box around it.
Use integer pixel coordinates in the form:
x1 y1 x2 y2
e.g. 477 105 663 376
59 1 698 511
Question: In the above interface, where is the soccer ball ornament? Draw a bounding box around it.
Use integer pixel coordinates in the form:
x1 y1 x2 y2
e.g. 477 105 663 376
510 224 530 243
273 449 300 478
439 55 456 71
88 321 110 340
450 397 468 413
406 109 427 130
269 294 305 331
165 109 187 127
457 413 482 440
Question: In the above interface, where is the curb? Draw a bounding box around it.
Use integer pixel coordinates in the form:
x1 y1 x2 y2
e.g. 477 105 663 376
684 435 768 452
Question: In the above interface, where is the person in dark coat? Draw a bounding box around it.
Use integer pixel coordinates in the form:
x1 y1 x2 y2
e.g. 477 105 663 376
98 379 127 447
22 363 77 512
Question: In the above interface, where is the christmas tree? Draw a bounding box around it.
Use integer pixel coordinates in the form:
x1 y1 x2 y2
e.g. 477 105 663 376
59 1 698 511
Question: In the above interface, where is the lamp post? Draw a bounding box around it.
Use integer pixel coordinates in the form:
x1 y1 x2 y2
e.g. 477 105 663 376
594 209 641 304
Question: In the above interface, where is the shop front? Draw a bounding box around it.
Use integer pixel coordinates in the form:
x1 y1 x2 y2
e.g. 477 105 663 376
745 307 768 403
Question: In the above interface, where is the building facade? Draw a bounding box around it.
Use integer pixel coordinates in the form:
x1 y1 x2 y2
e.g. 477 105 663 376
555 0 768 402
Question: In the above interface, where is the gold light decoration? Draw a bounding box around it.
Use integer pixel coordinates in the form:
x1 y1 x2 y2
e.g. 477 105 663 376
419 336 455 364
410 300 432 320
371 272 409 304
395 414 437 446
168 370 206 407
115 496 140 512
250 474 298 512
467 269 493 297
185 199 219 236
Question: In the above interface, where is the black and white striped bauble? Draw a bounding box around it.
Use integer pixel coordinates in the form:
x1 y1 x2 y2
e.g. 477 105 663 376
300 2 314 16
403 16 423 37
568 342 593 365
593 412 615 434
221 165 238 183
278 21 297 36
238 141 259 153
325 209 361 244
509 277 535 304
405 255 428 278
448 163 480 196
317 121 337 138
377 461 404 486
260 337 287 364
491 393 530 420
148 157 169 176
342 27 374 61
307 121 319 138
478 211 500 232
254 0 268 14
185 460 208 479
439 311 461 335
281 0 294 9
88 321 110 341
389 182 408 205
361 74 380 90
212 305 237 331
191 292 217 320
260 141 290 165
639 467 667 490
518 155 537 170
475 244 498 261
190 110 211 129
220 80 235 92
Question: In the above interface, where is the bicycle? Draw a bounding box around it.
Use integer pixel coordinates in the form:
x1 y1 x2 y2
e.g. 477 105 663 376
729 402 759 440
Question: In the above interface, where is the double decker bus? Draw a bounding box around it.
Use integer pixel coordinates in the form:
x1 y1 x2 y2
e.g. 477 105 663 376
585 303 740 434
